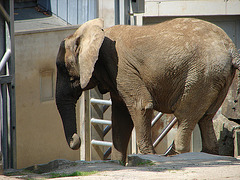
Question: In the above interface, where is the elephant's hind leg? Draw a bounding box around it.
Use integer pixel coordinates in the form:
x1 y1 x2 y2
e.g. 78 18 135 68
198 72 235 155
172 87 220 154
166 113 218 156
173 116 201 154
198 113 218 154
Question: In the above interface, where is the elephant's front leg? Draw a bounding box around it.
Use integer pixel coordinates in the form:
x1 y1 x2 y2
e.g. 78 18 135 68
111 94 134 164
117 73 155 155
127 98 156 154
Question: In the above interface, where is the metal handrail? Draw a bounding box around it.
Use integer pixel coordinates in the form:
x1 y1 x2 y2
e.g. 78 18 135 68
153 117 178 148
90 98 113 160
0 49 11 72
91 139 113 147
91 118 112 125
151 112 164 127
0 3 10 22
90 97 178 159
90 98 112 106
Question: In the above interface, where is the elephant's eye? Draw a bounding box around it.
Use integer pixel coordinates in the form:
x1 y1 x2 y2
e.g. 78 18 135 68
70 77 75 82
70 76 80 88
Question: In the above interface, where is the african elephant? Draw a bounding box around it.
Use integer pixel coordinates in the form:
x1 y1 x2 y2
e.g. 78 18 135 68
55 18 240 163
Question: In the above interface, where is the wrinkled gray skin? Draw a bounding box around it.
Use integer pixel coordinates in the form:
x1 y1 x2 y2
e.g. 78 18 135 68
56 18 240 163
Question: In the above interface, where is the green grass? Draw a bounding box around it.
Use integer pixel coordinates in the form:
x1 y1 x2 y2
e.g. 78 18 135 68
136 160 155 166
118 160 126 166
5 169 33 176
49 171 98 178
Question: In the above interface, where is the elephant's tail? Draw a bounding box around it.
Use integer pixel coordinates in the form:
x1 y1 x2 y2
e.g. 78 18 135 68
230 46 240 99
231 47 240 71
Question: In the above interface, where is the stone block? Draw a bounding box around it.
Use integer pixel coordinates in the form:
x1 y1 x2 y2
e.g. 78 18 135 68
234 129 240 158
221 73 240 121
128 154 154 166
25 159 72 174
213 114 240 156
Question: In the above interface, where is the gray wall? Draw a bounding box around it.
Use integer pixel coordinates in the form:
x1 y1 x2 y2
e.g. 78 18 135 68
15 26 81 169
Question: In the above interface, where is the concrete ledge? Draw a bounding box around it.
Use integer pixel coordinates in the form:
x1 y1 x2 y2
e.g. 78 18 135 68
213 114 240 157
15 25 80 36
24 159 72 174
234 129 240 158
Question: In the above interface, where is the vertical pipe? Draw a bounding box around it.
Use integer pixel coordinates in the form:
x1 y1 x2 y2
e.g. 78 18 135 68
114 0 119 25
0 0 7 169
1 84 9 169
119 0 125 25
9 0 16 169
80 91 91 161
0 0 5 76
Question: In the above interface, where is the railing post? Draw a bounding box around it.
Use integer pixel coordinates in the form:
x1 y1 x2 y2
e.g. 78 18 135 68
80 90 91 161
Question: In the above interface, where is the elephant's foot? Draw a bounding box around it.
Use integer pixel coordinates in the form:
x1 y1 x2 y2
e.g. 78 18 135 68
139 146 156 155
111 147 127 165
164 142 179 156
138 140 156 155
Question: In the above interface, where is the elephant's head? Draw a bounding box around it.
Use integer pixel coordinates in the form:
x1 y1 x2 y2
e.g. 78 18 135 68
55 19 105 150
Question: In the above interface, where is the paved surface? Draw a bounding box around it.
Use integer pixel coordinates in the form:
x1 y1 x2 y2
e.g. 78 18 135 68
2 152 240 179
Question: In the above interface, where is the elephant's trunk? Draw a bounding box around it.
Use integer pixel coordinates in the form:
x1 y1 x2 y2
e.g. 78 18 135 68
56 99 81 150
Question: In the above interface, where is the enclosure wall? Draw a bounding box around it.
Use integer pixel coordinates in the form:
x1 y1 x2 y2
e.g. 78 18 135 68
15 26 80 169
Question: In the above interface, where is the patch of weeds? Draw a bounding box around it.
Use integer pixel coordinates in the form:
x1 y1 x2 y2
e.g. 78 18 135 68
5 169 34 176
4 172 21 176
136 160 155 166
118 160 126 166
167 169 181 173
49 171 98 178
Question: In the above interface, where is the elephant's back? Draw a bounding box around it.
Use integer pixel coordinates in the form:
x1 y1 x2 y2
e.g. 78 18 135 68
105 18 231 43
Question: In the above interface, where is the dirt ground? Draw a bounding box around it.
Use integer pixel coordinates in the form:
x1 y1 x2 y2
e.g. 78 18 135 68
2 152 240 180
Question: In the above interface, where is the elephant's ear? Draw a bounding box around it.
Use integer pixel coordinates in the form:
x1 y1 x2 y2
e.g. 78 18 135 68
74 18 104 89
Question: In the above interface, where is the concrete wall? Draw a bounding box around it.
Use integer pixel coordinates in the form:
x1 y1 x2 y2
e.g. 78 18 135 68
99 0 115 28
15 26 81 169
144 0 240 17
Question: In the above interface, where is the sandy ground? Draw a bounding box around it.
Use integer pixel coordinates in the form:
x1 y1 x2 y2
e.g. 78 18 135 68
2 152 240 180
